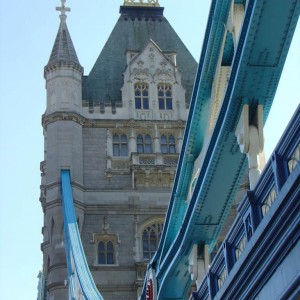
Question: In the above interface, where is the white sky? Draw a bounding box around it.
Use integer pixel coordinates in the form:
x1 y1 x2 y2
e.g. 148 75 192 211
0 1 299 299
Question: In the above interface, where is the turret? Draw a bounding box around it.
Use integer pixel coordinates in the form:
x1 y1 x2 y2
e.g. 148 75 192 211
42 0 84 184
41 2 84 299
44 0 83 115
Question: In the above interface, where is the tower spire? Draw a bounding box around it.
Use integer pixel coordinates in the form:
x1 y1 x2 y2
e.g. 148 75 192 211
45 0 82 72
56 0 71 21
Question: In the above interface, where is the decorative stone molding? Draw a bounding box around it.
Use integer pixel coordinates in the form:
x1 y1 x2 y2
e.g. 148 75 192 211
136 217 164 261
90 217 121 266
121 40 186 121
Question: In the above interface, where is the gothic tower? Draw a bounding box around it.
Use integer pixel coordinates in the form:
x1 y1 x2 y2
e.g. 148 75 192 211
40 1 197 299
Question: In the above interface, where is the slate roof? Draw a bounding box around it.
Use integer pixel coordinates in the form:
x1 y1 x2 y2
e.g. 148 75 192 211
46 15 83 72
83 6 198 106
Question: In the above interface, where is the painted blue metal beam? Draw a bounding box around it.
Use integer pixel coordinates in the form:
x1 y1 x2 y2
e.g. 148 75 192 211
156 0 233 271
61 170 104 300
140 0 300 299
192 105 300 299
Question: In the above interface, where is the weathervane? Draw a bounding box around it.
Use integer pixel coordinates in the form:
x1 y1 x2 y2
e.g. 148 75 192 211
124 0 160 7
56 0 71 19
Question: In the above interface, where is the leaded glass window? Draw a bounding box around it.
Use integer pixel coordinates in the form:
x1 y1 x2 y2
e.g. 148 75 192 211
158 84 172 110
98 241 115 265
137 134 152 154
135 83 149 109
113 134 128 156
142 222 163 260
161 134 176 154
106 241 114 264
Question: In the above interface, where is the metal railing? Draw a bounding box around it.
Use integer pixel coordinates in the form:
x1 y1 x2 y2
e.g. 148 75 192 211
192 105 300 299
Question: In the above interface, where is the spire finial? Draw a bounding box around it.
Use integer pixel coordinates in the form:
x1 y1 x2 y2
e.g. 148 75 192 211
56 0 71 21
123 0 160 7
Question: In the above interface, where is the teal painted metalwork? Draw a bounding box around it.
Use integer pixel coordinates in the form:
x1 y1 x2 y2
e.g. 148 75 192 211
192 105 300 299
140 0 300 298
61 170 104 300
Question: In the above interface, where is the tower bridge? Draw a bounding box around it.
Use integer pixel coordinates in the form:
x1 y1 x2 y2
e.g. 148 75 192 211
139 0 300 298
38 0 299 299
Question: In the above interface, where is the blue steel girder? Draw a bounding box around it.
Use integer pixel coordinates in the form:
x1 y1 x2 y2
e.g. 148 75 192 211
61 170 104 300
155 0 232 272
151 0 300 299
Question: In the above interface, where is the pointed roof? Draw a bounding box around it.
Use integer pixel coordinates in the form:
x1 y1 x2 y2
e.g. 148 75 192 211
83 5 197 105
45 2 83 73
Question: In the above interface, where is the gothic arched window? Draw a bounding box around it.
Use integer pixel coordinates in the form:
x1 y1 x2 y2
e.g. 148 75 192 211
135 83 149 109
142 222 163 260
161 134 176 154
98 241 115 264
158 84 172 110
113 134 128 156
137 134 152 154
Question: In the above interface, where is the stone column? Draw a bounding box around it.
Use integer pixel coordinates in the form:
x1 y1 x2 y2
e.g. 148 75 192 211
177 128 183 153
154 124 160 153
129 127 137 153
107 129 113 169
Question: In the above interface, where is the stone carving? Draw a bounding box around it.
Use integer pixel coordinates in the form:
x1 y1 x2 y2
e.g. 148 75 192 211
132 68 151 82
111 160 131 170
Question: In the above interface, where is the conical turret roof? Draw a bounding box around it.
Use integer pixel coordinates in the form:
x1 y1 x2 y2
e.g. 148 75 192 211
83 5 197 106
45 8 83 73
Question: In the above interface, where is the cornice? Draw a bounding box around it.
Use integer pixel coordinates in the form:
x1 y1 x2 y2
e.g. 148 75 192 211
42 112 85 127
42 111 186 129
44 61 83 77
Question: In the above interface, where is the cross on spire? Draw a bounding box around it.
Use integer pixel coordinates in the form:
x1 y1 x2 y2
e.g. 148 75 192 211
56 0 71 20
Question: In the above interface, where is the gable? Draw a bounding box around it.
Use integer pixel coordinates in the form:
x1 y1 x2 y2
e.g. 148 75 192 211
82 8 197 107
125 40 178 85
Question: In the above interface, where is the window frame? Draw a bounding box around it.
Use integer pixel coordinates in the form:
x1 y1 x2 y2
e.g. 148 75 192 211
92 233 119 266
137 134 153 154
141 221 164 261
158 83 173 110
97 240 115 265
135 82 149 110
161 134 176 154
112 133 128 157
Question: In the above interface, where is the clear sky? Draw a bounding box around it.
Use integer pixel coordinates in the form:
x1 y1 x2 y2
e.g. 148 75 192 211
0 1 299 299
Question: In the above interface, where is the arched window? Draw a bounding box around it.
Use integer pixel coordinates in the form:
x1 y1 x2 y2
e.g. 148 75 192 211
161 134 176 154
158 84 172 110
137 134 152 154
135 83 149 109
142 222 163 260
98 241 115 264
113 134 128 156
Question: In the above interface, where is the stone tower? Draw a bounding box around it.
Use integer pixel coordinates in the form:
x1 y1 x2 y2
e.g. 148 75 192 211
40 1 197 299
